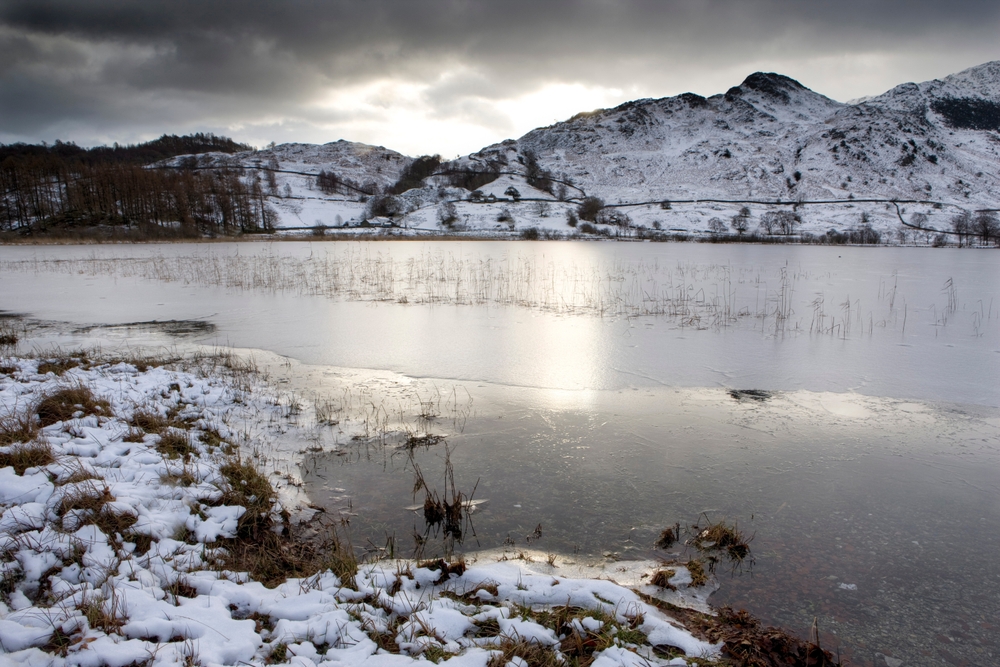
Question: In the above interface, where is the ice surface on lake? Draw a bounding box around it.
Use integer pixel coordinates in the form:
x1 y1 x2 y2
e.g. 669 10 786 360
1 241 997 405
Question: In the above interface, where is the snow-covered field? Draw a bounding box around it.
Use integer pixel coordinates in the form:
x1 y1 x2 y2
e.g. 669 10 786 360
1 356 722 667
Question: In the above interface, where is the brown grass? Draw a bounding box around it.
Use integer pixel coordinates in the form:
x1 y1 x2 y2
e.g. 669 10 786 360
711 607 841 667
0 409 38 448
58 482 114 516
221 520 358 588
36 386 110 426
486 637 562 667
130 409 170 433
161 468 198 487
156 429 195 460
122 427 146 443
218 458 276 537
0 321 19 347
691 518 755 573
650 568 677 590
79 590 128 635
686 559 708 587
655 524 680 549
93 506 138 538
212 457 358 587
37 359 82 376
0 441 54 474
58 462 100 485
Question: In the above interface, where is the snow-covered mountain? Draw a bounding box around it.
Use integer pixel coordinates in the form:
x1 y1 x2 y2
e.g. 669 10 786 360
464 61 1000 206
164 139 410 194
165 62 1000 239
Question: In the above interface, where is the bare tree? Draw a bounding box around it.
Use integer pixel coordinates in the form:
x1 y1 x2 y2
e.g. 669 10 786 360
708 218 727 234
730 206 751 236
577 196 605 222
437 201 458 228
973 211 999 245
760 210 801 235
951 211 971 247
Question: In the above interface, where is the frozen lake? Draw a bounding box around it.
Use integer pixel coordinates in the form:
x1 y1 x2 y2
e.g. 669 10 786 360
2 240 999 666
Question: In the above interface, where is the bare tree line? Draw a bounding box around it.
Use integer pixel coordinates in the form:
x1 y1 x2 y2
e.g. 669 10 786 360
1 152 275 235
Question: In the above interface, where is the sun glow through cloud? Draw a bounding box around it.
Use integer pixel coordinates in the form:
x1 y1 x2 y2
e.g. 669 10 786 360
302 78 630 157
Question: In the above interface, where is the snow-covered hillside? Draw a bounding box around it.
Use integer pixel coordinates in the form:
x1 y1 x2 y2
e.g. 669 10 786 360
165 62 1000 241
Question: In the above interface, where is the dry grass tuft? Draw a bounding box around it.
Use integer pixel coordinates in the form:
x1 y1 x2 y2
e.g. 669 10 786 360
37 359 82 376
221 520 358 589
130 409 170 433
0 441 53 474
712 607 842 667
156 429 195 460
0 409 39 448
94 506 138 537
79 590 128 635
36 386 110 426
0 321 19 348
122 427 146 443
213 456 357 587
686 559 708 588
218 458 276 537
691 518 755 573
162 468 198 487
58 482 114 516
655 523 680 549
58 463 100 485
650 568 677 590
487 637 562 667
127 532 154 555
199 427 228 451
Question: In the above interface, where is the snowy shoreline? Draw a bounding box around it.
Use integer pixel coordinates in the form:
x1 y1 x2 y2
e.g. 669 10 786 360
0 354 760 667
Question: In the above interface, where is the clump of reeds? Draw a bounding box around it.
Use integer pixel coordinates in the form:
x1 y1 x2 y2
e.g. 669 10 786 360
685 559 708 587
655 523 680 549
690 517 755 574
78 588 128 635
0 320 20 348
58 481 114 516
405 433 445 450
410 445 478 546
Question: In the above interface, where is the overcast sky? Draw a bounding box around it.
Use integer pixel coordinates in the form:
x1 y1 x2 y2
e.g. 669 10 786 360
2 0 999 157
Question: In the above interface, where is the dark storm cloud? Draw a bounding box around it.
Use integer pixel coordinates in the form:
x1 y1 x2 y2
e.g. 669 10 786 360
2 0 999 150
